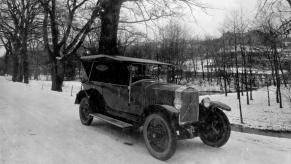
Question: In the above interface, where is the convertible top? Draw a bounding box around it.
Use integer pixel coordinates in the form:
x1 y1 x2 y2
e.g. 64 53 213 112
80 54 172 66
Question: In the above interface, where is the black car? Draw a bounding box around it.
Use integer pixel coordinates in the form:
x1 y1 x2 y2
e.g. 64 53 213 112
75 54 231 160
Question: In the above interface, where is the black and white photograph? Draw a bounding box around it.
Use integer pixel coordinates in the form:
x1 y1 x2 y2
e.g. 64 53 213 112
0 0 291 163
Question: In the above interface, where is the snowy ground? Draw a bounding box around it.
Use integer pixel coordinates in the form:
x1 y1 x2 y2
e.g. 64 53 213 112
1 76 291 164
0 76 291 164
200 87 291 131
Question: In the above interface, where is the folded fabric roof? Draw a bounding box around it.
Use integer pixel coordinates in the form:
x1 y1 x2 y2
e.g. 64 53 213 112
80 54 172 65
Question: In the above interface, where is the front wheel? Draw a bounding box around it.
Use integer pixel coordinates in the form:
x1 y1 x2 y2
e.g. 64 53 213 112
143 113 177 161
79 97 93 126
199 109 231 147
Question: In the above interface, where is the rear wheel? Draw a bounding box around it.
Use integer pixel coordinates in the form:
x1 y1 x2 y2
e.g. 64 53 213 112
199 109 231 147
143 113 176 161
79 97 93 126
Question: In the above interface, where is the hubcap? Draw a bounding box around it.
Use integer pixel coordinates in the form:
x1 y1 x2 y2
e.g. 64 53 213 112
81 100 91 120
203 113 225 142
147 118 169 152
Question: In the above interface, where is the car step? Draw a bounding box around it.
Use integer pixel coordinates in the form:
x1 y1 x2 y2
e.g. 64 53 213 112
90 113 133 128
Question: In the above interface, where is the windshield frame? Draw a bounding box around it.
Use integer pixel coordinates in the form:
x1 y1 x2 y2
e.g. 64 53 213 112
128 63 177 85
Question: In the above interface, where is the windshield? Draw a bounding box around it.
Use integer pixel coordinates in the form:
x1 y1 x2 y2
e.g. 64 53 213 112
131 64 176 83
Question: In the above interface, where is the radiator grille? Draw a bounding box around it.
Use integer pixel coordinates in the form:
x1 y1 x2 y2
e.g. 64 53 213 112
179 89 199 124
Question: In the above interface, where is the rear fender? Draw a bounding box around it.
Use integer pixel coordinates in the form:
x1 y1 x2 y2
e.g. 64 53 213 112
75 90 89 104
75 88 102 103
75 89 105 113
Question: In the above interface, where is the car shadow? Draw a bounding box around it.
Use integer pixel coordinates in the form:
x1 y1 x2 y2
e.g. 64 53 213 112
88 120 223 155
89 120 144 146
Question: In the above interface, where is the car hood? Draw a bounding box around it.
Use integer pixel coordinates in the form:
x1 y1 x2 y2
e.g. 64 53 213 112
136 81 198 107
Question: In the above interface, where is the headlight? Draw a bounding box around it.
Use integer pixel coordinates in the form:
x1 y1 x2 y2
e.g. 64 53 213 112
174 98 182 110
201 97 211 108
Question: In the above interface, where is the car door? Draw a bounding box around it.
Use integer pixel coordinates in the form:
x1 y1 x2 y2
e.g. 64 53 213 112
129 82 144 115
102 83 129 112
101 62 131 113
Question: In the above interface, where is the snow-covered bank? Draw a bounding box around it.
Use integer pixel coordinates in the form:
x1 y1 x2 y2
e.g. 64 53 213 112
200 87 291 131
3 75 82 97
0 76 291 164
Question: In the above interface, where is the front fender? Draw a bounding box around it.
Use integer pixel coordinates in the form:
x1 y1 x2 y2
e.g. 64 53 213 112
210 101 231 111
143 104 179 122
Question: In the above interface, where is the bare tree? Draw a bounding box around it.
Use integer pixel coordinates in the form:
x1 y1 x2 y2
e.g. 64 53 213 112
0 37 12 75
158 20 188 66
39 0 102 91
0 0 41 83
98 0 206 55
222 10 244 123
256 0 291 108
39 0 205 91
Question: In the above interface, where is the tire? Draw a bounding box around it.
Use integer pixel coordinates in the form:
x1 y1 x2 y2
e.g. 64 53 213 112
199 109 231 147
79 97 93 126
143 113 177 161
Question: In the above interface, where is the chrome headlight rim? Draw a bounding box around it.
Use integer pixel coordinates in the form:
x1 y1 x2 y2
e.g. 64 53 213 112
174 98 182 110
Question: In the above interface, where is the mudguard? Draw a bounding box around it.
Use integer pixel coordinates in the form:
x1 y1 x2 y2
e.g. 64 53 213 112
75 90 88 104
143 104 179 121
209 101 231 111
75 89 105 113
160 105 179 114
75 89 102 104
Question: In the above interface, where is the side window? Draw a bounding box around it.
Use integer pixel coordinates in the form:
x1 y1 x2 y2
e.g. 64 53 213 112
83 61 129 85
86 62 110 83
111 63 129 85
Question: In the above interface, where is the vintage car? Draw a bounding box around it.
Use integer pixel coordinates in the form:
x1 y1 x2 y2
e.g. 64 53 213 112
75 54 231 160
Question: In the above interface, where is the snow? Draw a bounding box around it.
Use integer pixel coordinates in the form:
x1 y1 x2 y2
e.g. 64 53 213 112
183 59 288 74
0 76 291 164
188 80 222 92
200 87 291 131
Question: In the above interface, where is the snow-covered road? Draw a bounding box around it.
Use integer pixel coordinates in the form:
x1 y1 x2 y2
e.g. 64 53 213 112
0 77 291 164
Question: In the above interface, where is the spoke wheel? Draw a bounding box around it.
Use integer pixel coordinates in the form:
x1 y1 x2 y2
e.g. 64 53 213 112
79 97 93 126
199 109 231 147
143 113 176 161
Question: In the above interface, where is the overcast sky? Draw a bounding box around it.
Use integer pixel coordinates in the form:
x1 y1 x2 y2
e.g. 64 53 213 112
184 0 259 37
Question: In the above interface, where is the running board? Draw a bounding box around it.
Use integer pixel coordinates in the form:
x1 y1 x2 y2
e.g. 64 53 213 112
90 113 133 128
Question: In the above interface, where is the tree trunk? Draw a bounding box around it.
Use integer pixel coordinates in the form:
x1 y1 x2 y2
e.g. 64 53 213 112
243 51 249 104
249 72 253 100
222 65 228 96
206 58 209 82
224 76 228 96
50 57 64 92
267 81 271 106
12 55 19 82
273 45 282 108
201 59 205 80
34 52 39 80
3 52 9 75
279 62 288 87
16 52 23 82
22 42 29 83
98 0 122 55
